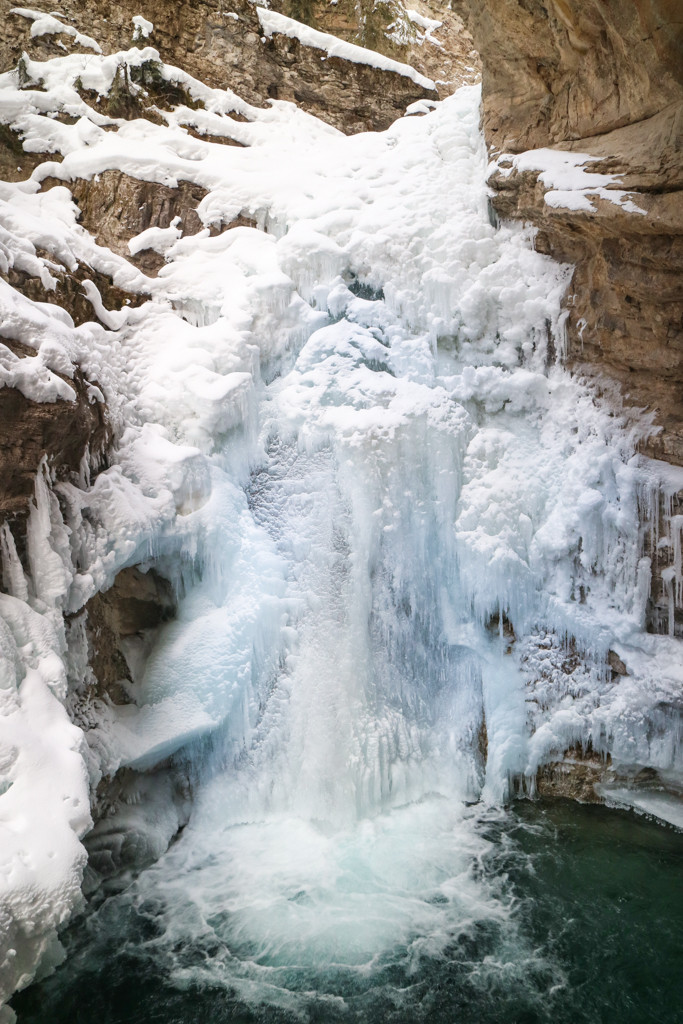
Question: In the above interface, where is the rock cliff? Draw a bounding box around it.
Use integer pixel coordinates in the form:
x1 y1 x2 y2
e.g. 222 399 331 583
463 0 683 465
0 0 469 134
461 0 683 803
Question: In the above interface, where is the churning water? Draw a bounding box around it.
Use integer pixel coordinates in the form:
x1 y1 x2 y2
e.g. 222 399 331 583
13 802 683 1023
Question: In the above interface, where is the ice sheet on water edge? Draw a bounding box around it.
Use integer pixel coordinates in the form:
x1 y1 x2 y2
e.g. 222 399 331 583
596 786 683 831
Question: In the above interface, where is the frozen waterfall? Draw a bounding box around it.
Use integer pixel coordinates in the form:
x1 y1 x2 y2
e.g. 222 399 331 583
1 44 682 1017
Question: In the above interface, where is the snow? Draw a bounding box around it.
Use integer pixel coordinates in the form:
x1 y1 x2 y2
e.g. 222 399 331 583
0 27 681 1015
131 15 153 40
256 8 436 90
405 8 444 46
490 148 647 216
10 7 102 53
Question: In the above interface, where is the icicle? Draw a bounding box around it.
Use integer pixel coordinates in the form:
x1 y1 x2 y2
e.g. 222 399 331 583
635 556 651 628
26 459 73 609
670 514 683 608
0 523 29 602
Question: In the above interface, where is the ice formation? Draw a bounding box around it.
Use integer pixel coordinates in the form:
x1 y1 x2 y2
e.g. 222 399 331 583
0 25 681 1018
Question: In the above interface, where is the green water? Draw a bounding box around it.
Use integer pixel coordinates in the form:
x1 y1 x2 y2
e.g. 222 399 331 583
12 801 683 1024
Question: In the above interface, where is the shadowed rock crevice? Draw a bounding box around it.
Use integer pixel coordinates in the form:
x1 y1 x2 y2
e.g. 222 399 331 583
0 350 110 526
82 565 176 703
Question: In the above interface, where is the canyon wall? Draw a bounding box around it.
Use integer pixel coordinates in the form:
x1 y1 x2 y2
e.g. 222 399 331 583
0 0 474 134
463 0 683 465
461 0 683 801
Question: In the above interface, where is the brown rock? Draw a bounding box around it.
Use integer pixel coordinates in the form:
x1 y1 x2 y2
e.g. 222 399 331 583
5 257 148 326
464 0 683 466
0 0 438 135
0 340 109 526
535 746 611 803
607 649 628 677
0 123 60 182
272 0 481 96
464 0 682 153
83 565 175 704
50 172 211 276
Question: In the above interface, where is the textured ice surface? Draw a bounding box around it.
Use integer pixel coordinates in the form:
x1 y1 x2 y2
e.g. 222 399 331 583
0 30 681 1015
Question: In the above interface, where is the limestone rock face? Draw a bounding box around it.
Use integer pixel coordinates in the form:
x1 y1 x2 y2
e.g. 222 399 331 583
0 0 441 134
465 0 681 152
534 748 608 804
63 172 210 277
0 340 109 525
273 0 480 97
465 0 683 464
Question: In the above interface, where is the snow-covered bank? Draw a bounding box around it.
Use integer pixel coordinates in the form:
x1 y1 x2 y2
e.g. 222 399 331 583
0 28 681 1016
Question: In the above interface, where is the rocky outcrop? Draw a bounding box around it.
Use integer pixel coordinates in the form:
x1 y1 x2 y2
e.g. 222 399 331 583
71 566 189 892
464 0 681 152
464 0 683 465
533 746 609 804
83 565 176 705
0 124 56 182
273 0 480 96
1 0 441 134
61 172 210 277
528 747 682 816
5 256 147 327
0 340 109 527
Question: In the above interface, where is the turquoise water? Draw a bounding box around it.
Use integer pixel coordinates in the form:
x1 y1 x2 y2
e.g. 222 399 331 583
12 800 683 1024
